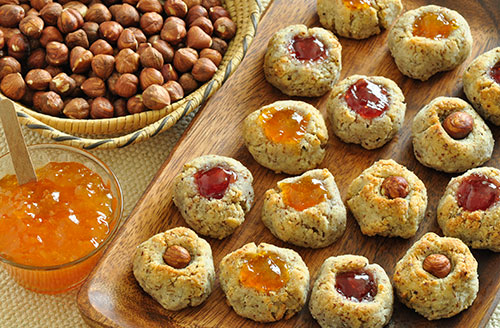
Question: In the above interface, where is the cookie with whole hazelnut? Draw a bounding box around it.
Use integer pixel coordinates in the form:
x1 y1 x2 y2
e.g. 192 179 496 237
264 24 341 97
309 255 393 328
347 159 427 238
412 97 493 173
393 232 479 320
317 0 402 39
173 155 254 239
132 227 215 311
437 167 500 252
463 47 500 125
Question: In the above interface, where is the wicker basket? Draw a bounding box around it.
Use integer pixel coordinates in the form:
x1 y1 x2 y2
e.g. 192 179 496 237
8 0 271 149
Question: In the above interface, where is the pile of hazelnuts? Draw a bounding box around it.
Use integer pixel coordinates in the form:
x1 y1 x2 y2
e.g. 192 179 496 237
0 0 235 119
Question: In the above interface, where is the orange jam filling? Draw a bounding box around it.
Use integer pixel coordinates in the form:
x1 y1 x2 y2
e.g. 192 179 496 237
281 176 329 211
0 162 116 267
239 251 289 294
258 107 310 144
412 12 458 40
343 0 371 10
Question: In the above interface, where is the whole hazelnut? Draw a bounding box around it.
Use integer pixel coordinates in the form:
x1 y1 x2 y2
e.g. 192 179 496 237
161 63 177 81
85 3 111 23
108 3 121 18
140 12 162 35
115 72 137 97
65 29 89 48
140 45 163 69
153 40 174 63
63 97 89 118
201 0 221 9
19 15 44 38
173 47 198 72
164 0 187 18
30 0 51 11
0 27 21 44
117 28 137 50
25 68 51 90
186 5 207 26
126 94 144 113
57 8 83 34
0 72 25 100
210 37 226 54
49 72 76 96
106 71 119 94
99 21 123 43
91 53 114 79
163 80 183 101
39 2 62 26
90 96 113 118
190 16 213 35
200 48 221 66
0 5 25 28
45 65 63 77
142 84 170 110
81 76 105 97
38 91 63 115
136 42 149 55
0 56 21 79
113 98 127 116
183 0 201 9
208 6 228 21
163 245 191 268
136 0 162 13
115 3 139 27
128 26 146 43
178 72 197 93
69 46 93 73
39 26 63 47
214 17 235 40
26 8 39 16
191 57 216 82
381 176 410 199
63 1 88 18
82 21 99 43
7 33 29 60
442 111 474 140
27 48 46 68
423 254 451 278
160 16 185 44
115 48 139 73
89 39 113 55
139 67 163 90
186 26 211 49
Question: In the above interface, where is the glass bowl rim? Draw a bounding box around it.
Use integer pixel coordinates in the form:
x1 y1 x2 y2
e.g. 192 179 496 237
0 143 124 271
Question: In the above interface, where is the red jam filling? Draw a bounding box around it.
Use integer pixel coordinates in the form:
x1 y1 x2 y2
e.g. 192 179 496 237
258 107 310 144
412 12 457 40
335 270 377 302
490 61 500 85
194 167 236 199
345 79 389 119
457 174 500 211
281 176 329 211
239 251 289 294
343 0 371 10
289 35 327 62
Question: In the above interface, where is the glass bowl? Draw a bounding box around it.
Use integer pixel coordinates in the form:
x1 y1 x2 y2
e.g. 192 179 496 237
0 144 123 294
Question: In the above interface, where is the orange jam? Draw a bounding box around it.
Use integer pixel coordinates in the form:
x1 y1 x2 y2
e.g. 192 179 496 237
0 162 115 267
412 12 458 40
343 0 371 10
281 176 329 211
239 251 289 294
258 107 310 144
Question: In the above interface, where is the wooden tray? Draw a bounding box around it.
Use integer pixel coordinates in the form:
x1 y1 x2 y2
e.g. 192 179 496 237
77 0 500 326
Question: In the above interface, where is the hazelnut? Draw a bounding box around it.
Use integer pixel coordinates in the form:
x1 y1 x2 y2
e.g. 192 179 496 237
115 48 139 73
210 37 226 54
39 26 63 47
201 0 220 9
208 6 228 21
128 26 146 43
0 5 25 28
99 21 123 42
30 0 51 11
25 68 51 90
140 45 163 69
214 17 235 40
186 26 211 49
0 29 4 48
442 111 474 140
143 84 170 110
191 57 216 82
38 91 63 115
161 63 177 81
190 16 212 35
90 96 113 118
49 72 76 96
0 72 25 100
85 3 111 23
63 97 89 118
163 80 183 101
0 56 21 79
70 46 93 73
381 176 410 199
19 15 44 38
200 48 221 66
160 16 185 44
186 5 207 25
126 94 144 113
139 67 163 90
57 8 83 34
117 28 137 50
82 21 99 44
91 54 114 79
113 98 127 116
114 72 137 97
39 3 62 26
0 27 21 44
81 76 105 97
136 0 162 14
65 29 89 48
178 72 197 93
108 3 121 18
152 40 174 63
70 73 86 89
183 0 201 9
165 15 185 27
89 39 113 55
7 33 29 60
162 245 191 269
106 71 119 94
27 48 47 68
115 4 139 27
140 12 162 35
423 254 451 278
173 47 197 72
164 0 187 18
122 0 138 6
63 1 88 18
136 42 149 55
26 8 39 17
45 65 63 77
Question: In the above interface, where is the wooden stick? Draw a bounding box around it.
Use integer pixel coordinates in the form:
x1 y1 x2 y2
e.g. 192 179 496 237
0 98 37 185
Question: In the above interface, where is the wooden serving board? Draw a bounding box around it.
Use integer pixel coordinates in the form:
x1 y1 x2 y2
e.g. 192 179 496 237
77 0 500 327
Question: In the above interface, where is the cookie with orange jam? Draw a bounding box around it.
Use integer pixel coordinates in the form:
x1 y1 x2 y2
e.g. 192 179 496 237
243 100 328 174
173 155 254 239
264 24 341 97
309 255 393 328
317 0 402 39
388 5 472 81
219 242 310 322
262 169 346 248
326 75 406 149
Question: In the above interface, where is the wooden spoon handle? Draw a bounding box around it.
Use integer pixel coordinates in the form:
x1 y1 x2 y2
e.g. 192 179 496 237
0 98 37 185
